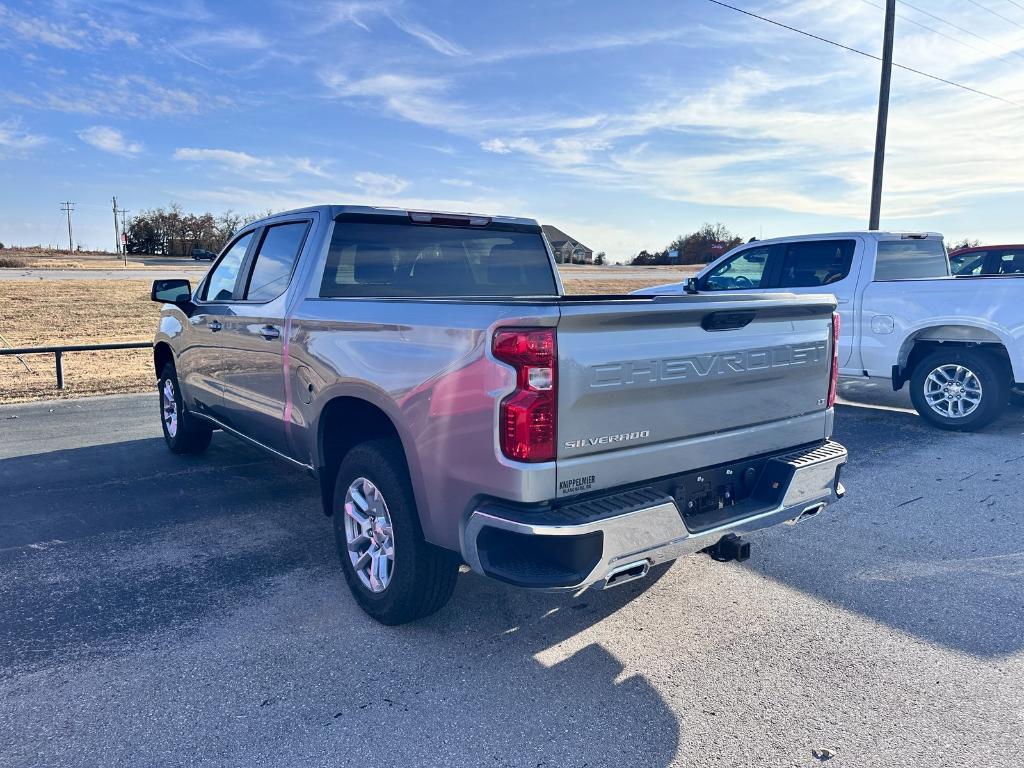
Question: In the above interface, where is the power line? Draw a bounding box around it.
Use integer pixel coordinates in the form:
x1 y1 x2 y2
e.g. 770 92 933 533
703 0 1024 108
898 0 1024 62
1005 0 1024 12
858 0 989 58
964 0 1024 29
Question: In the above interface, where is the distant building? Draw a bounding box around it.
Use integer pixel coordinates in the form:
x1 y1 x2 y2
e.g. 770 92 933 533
541 225 594 264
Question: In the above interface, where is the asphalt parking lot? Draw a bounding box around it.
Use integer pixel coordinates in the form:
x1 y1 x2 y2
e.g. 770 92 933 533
2 386 1022 767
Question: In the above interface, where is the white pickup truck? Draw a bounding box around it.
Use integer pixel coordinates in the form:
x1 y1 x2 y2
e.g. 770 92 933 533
635 231 1024 431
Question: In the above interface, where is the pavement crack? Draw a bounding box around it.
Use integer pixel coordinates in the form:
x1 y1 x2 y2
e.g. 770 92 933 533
895 496 923 508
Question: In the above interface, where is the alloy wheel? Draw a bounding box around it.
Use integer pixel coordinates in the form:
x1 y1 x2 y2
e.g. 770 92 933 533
343 477 395 593
924 364 982 419
161 379 178 437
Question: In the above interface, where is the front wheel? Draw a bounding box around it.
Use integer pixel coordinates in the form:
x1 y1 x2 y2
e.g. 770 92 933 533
158 363 213 454
909 349 1009 431
332 439 458 625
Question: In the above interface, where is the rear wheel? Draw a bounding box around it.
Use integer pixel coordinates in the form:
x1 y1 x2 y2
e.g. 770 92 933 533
332 439 458 625
909 349 1008 431
158 363 212 454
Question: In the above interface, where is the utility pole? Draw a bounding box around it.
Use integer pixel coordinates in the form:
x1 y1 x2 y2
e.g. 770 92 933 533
59 202 75 252
869 0 896 230
112 195 121 255
118 208 129 266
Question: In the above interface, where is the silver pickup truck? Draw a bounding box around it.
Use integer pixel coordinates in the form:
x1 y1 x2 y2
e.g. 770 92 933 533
150 205 847 624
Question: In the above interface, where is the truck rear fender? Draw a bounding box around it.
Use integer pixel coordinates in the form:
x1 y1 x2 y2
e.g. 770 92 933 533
894 325 1013 389
315 395 423 523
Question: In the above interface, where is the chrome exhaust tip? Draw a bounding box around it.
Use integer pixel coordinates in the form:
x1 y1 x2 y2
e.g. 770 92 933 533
788 502 826 525
599 560 650 589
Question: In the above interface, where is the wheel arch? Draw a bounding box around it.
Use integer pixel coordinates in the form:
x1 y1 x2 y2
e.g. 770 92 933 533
892 324 1015 389
153 340 174 378
315 395 419 519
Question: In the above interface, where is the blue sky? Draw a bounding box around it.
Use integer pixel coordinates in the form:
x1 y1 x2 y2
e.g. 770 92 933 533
1 0 1023 259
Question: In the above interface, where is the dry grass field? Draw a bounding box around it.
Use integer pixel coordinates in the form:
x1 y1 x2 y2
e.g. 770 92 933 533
1 280 160 403
0 273 686 403
0 247 172 270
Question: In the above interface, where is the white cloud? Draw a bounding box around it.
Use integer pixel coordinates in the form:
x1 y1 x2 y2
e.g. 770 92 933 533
182 28 267 49
173 147 333 182
292 157 332 179
480 138 512 155
390 16 466 56
0 121 47 152
482 137 610 167
441 178 474 187
354 171 409 195
321 70 604 136
0 5 139 50
324 1 391 31
320 71 461 130
78 126 143 156
479 26 703 64
174 147 262 170
12 74 209 118
323 1 466 55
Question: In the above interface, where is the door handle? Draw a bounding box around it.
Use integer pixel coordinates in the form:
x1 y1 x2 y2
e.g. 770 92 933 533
207 320 223 332
258 325 280 341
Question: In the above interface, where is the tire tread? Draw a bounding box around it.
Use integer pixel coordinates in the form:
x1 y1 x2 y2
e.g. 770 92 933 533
909 348 1008 432
333 438 457 625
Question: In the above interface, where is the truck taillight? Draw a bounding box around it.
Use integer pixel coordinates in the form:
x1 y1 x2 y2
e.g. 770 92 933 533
493 328 556 462
828 312 840 408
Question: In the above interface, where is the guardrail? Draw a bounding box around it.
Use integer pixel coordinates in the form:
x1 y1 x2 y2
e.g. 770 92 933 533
0 342 153 389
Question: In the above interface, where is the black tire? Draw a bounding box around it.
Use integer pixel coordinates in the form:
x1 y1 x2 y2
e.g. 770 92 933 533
909 348 1009 431
332 439 458 625
158 363 213 454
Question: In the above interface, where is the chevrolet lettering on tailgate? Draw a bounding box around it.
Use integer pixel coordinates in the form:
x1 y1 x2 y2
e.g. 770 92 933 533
590 342 828 388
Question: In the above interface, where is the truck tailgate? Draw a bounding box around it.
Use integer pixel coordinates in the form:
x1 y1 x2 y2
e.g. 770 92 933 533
554 294 836 497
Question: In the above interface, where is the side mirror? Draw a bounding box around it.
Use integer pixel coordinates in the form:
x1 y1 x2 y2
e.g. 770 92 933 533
684 277 699 294
151 279 193 310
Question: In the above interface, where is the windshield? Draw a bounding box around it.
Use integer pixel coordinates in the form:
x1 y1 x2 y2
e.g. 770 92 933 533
320 221 558 298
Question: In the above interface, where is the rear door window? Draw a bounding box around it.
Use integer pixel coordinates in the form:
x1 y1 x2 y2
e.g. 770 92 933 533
950 251 987 276
874 239 950 281
995 249 1024 275
702 245 774 290
320 222 558 298
203 232 254 301
777 240 855 287
244 221 309 302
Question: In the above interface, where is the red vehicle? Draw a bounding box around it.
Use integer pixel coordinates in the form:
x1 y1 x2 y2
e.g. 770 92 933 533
948 244 1024 276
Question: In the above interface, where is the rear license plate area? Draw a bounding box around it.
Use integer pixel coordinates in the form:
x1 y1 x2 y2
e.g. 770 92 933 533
671 455 782 521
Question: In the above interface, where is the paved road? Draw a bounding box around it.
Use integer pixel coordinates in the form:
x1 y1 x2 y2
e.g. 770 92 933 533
0 268 207 281
2 388 1022 767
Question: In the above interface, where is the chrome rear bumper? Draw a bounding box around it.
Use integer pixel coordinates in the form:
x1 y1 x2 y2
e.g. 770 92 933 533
462 440 847 590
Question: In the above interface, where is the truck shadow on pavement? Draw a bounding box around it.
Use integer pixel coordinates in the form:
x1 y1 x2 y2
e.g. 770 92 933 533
745 401 1024 658
0 433 681 766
